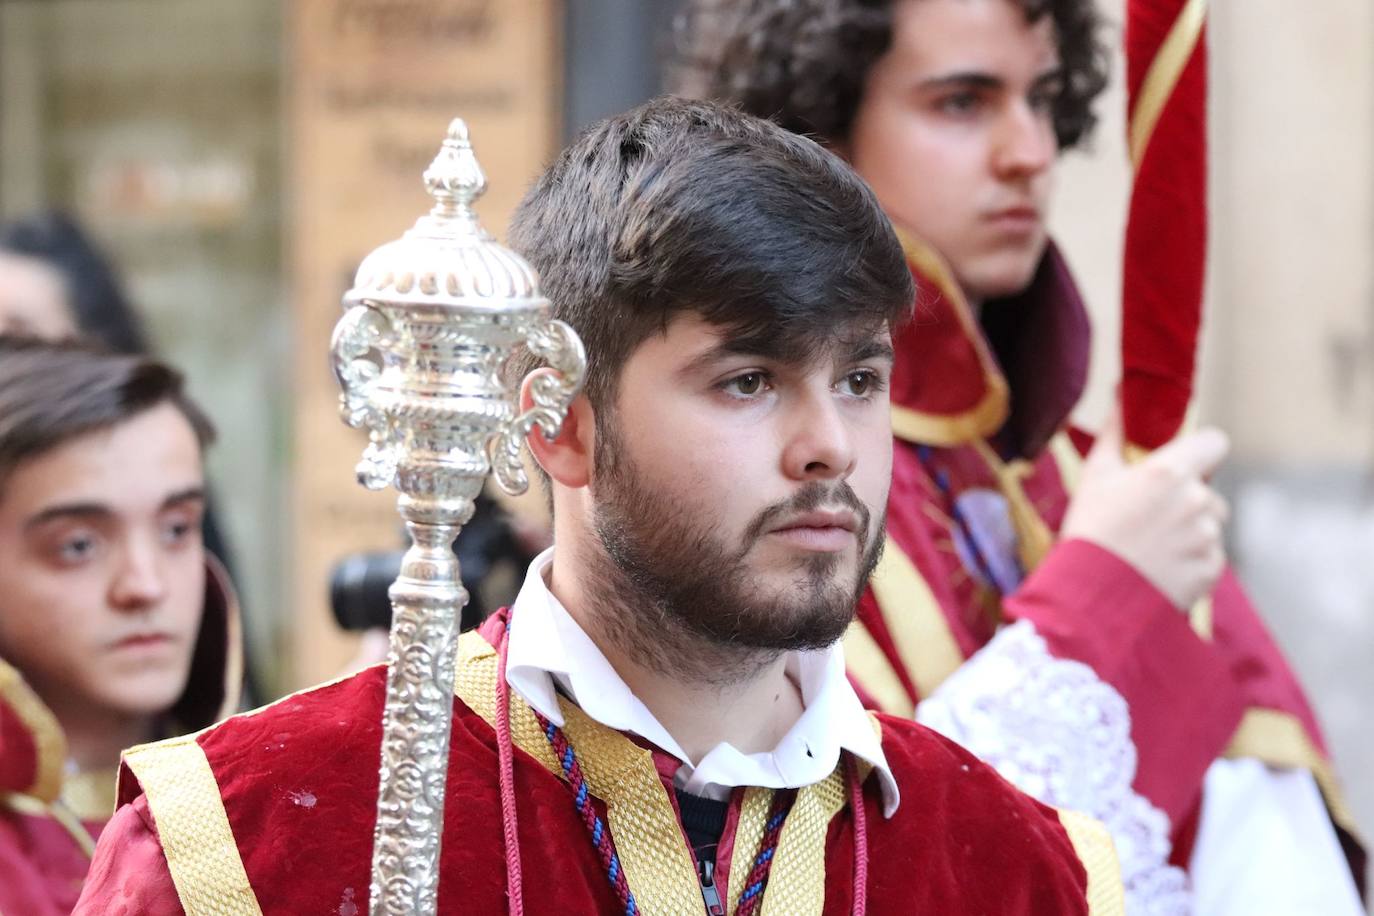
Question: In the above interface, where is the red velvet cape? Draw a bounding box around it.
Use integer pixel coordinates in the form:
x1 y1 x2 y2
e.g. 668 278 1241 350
850 244 1365 885
82 617 1111 915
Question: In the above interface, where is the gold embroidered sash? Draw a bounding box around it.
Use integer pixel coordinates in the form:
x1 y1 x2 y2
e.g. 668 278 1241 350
455 630 854 915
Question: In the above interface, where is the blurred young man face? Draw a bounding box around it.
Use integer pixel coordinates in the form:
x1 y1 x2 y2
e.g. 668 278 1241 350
586 313 895 652
847 0 1061 302
0 403 206 725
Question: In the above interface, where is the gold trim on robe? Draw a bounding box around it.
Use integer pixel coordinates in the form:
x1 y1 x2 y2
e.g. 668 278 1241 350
113 667 364 915
1046 431 1084 492
889 230 1010 447
1224 707 1364 846
727 787 773 913
1048 434 1357 838
970 439 1055 572
1058 808 1127 916
760 765 848 916
556 692 706 913
455 630 861 915
123 738 264 916
865 536 966 702
0 792 96 857
60 767 120 822
114 630 1126 914
1128 0 1208 167
842 619 915 718
0 767 118 860
0 659 66 802
890 391 1008 449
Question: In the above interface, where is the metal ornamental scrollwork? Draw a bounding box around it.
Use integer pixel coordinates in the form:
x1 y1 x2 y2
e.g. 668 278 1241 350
490 319 587 495
331 304 397 490
370 496 475 916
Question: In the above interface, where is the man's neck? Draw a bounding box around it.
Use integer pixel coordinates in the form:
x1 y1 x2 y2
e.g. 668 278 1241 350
548 547 806 765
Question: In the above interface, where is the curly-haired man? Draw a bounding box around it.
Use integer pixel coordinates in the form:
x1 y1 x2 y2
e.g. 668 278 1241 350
675 2 1366 912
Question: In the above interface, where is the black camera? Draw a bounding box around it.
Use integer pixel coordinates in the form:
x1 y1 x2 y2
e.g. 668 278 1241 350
329 493 534 633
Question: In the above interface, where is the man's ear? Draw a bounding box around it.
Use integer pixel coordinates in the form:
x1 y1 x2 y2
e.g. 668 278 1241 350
522 368 594 489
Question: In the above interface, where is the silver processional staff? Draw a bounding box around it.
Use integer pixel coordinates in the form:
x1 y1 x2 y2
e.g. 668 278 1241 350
330 119 585 915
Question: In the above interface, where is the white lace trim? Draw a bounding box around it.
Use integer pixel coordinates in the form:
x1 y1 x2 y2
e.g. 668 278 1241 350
915 620 1191 915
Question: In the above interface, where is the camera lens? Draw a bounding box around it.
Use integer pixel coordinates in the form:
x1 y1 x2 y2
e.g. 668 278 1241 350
329 551 404 632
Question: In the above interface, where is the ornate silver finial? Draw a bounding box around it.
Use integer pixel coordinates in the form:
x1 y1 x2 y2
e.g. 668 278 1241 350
330 119 585 915
343 119 544 312
422 118 487 225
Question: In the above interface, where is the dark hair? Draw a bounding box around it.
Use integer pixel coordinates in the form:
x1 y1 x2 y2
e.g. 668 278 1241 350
0 211 151 354
0 336 214 491
669 0 1111 151
508 95 914 415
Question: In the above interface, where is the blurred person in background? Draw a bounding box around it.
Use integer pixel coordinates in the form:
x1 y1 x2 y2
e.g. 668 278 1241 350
0 210 258 701
0 337 240 915
675 0 1366 911
0 211 150 352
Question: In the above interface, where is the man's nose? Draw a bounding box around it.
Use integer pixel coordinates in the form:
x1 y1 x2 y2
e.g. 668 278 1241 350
993 102 1055 178
781 391 857 482
109 538 169 611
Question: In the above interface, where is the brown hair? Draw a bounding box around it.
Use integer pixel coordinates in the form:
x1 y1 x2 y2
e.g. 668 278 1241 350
507 95 914 416
670 0 1111 151
0 335 215 491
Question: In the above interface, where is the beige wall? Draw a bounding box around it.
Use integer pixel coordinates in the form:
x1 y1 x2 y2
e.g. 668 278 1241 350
1209 0 1374 465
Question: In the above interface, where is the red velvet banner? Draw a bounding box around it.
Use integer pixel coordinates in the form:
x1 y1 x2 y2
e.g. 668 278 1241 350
1122 0 1208 450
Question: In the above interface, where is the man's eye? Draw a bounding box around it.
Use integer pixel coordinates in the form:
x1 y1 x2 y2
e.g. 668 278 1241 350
839 370 883 398
57 535 98 564
162 519 197 547
938 92 981 115
723 372 768 397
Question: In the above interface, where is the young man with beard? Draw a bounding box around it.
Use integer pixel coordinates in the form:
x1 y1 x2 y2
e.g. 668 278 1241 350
0 337 240 915
674 0 1366 912
76 98 1125 914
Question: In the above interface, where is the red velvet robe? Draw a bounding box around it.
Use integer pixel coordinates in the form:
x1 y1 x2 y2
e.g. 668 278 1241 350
0 556 242 915
848 231 1365 885
75 615 1123 915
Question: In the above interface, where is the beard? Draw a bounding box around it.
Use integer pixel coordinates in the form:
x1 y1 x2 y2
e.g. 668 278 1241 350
583 415 885 684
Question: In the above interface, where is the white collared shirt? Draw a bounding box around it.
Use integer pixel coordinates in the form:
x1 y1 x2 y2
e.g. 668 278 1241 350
504 548 900 816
